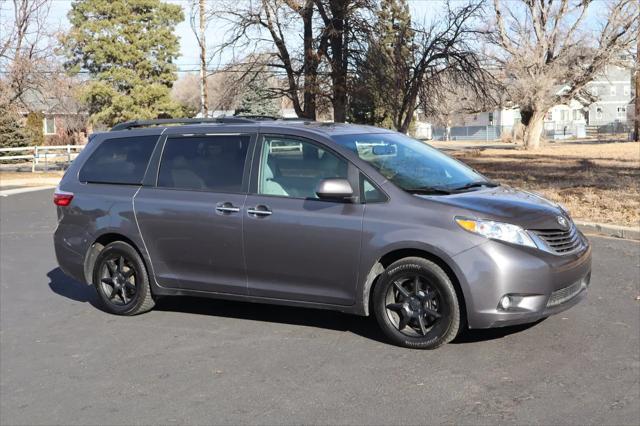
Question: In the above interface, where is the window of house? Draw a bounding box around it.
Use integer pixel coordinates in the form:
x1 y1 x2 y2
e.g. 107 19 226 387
596 107 603 120
43 117 55 135
573 110 582 121
158 135 250 192
560 110 568 122
545 111 553 121
79 136 159 185
610 86 616 96
623 86 630 96
617 107 627 119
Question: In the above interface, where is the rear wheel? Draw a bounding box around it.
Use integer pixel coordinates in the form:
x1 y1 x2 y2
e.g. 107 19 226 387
92 241 155 315
373 257 460 349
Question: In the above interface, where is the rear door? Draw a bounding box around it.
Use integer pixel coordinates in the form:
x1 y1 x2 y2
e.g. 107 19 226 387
134 133 254 294
243 134 365 305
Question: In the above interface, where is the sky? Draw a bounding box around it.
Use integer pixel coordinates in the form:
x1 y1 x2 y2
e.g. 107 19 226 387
3 0 449 72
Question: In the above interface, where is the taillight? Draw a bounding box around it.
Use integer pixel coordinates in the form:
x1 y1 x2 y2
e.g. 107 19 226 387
53 189 74 207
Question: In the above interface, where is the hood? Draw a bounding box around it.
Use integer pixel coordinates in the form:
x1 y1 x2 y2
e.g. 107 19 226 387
419 186 567 230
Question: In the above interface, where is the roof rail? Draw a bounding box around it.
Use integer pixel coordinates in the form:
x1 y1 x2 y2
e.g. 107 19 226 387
110 117 262 131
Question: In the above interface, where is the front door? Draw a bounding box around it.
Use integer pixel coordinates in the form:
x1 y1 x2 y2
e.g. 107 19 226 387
134 133 253 294
243 135 364 306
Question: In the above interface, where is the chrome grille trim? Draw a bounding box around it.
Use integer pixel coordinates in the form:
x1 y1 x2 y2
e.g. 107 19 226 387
532 225 582 254
547 279 585 308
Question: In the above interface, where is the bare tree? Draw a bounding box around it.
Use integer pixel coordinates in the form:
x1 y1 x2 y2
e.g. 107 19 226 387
393 2 489 133
210 0 331 119
421 72 498 140
313 0 373 122
0 0 57 111
486 0 638 149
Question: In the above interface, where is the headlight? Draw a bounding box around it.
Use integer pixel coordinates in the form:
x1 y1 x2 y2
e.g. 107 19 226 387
455 217 536 248
556 202 571 216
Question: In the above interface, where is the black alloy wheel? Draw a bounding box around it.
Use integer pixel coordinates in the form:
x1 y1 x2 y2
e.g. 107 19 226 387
373 257 461 349
92 241 155 315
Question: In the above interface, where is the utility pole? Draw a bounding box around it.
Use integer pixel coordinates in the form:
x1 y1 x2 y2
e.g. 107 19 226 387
635 30 639 141
199 0 208 117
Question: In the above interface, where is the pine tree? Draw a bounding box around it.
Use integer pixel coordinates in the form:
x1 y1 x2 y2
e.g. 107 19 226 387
235 73 280 117
61 0 186 127
0 107 30 150
349 0 414 129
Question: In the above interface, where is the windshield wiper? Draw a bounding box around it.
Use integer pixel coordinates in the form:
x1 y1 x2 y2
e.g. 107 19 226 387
452 181 499 192
405 186 452 195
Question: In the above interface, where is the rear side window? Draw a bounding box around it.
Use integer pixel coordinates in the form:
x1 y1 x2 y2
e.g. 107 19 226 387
79 136 158 184
158 135 250 192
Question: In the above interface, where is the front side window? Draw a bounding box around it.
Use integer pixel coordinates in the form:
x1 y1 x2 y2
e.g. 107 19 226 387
258 136 348 199
333 133 488 194
79 136 158 184
158 135 250 192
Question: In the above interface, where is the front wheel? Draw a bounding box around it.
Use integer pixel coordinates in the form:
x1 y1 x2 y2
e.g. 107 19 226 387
373 257 460 349
92 241 155 315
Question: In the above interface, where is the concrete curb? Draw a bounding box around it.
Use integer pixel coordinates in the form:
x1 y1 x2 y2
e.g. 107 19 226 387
575 220 640 241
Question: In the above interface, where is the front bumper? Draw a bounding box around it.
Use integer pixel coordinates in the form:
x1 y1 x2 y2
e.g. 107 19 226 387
452 234 592 329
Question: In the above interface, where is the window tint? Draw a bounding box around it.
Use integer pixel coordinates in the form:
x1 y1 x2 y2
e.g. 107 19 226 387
79 136 158 184
158 135 250 192
361 175 387 203
259 136 348 199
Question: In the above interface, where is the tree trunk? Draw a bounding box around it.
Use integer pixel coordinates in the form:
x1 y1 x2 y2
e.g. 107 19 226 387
521 108 545 150
327 0 348 123
301 1 317 120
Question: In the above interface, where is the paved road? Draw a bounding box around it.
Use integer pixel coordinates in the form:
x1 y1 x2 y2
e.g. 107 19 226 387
1 189 638 425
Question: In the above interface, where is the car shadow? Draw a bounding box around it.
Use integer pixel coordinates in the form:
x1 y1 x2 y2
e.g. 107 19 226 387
47 267 544 346
47 267 100 308
154 296 391 344
452 319 545 344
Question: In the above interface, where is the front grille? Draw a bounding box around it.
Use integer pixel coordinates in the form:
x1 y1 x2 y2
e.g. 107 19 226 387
532 225 581 254
547 279 584 307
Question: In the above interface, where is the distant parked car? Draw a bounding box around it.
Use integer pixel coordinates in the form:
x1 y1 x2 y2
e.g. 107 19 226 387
53 117 591 349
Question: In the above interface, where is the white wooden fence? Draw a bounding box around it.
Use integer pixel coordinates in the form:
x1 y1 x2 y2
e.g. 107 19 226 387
0 145 85 172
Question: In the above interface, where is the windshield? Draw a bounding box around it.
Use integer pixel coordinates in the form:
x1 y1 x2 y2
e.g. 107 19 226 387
333 133 491 194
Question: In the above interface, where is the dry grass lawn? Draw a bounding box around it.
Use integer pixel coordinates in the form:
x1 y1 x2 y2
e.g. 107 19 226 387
451 141 640 227
0 171 63 186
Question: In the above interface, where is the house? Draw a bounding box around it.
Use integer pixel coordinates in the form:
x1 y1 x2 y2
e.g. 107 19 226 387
422 61 633 141
584 64 633 130
19 90 90 145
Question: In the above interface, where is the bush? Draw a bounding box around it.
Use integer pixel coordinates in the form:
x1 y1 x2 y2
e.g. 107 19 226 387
25 112 45 146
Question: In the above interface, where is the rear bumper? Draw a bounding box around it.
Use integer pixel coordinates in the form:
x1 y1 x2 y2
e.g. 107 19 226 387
453 235 592 329
53 227 86 283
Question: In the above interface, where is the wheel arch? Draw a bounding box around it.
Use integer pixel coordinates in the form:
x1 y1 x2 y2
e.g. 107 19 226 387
83 232 148 285
362 247 468 327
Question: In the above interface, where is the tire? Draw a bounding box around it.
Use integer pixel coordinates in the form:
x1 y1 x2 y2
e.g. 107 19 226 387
92 241 155 315
373 257 460 349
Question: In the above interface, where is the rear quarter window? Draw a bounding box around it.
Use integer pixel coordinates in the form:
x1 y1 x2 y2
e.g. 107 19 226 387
79 136 158 184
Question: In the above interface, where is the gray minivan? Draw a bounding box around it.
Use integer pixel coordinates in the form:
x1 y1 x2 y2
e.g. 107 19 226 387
54 117 591 349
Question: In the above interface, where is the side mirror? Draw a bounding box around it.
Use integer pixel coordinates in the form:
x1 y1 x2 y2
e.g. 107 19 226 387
315 178 354 201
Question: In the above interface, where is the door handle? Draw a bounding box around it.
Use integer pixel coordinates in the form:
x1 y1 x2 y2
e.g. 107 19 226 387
247 205 272 217
216 202 240 214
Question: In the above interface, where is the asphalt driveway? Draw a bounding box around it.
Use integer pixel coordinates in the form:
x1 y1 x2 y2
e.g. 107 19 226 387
1 189 638 425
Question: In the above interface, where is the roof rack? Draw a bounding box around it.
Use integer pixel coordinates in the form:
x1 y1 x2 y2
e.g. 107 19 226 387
110 116 271 131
